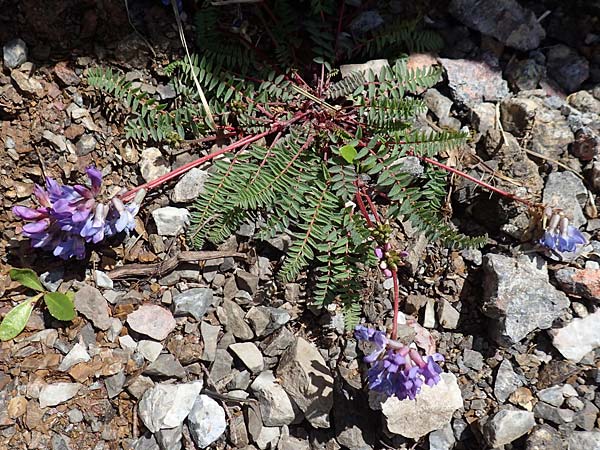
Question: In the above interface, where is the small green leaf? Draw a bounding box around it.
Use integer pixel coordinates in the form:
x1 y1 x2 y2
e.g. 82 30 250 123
0 298 36 341
339 145 358 164
9 268 45 292
44 292 76 321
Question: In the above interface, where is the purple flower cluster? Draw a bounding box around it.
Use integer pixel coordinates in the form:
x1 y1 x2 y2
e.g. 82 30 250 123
355 325 444 400
13 167 140 260
539 208 586 253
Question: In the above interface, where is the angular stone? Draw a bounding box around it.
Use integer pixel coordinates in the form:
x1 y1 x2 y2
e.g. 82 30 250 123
170 168 208 203
209 349 233 383
229 342 264 374
482 254 570 345
74 285 112 330
173 288 213 321
462 349 483 371
547 45 589 93
555 268 600 302
482 409 535 447
152 207 189 236
187 395 227 448
449 0 545 51
277 337 334 428
137 381 202 433
222 299 253 340
104 372 126 399
58 343 90 372
494 359 523 403
156 424 182 450
137 340 163 362
140 148 169 183
429 423 456 450
11 69 43 96
200 322 220 362
526 424 563 450
533 401 575 424
3 38 28 69
543 171 588 228
549 310 600 362
537 386 564 407
568 432 600 450
382 373 463 439
127 305 176 341
250 371 296 426
39 383 82 408
143 354 186 379
235 270 259 295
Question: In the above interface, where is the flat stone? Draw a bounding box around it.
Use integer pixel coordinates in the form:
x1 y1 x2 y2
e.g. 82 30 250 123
200 322 220 362
250 371 296 426
568 432 600 450
127 375 154 400
119 334 138 352
537 386 564 407
140 148 170 183
222 299 253 340
229 342 264 373
137 340 163 362
526 424 563 450
235 270 259 295
173 288 213 321
74 285 112 331
156 424 182 450
187 394 227 448
277 337 334 428
152 207 189 236
547 44 590 93
462 349 484 371
209 348 233 383
429 423 456 450
104 372 126 399
170 168 208 203
482 254 570 345
75 134 97 156
449 0 545 51
494 359 523 403
482 408 535 447
127 305 176 341
58 343 90 371
39 383 82 408
246 306 271 337
555 268 600 302
137 381 202 432
549 310 600 362
533 401 575 424
143 354 186 379
11 69 43 96
543 171 588 228
382 373 463 439
3 38 28 69
262 327 296 357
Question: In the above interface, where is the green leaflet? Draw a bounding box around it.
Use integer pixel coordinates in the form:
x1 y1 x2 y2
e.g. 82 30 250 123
9 268 45 292
0 297 37 341
44 292 76 321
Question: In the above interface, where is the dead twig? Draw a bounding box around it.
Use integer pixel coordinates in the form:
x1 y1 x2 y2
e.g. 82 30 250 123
107 251 246 279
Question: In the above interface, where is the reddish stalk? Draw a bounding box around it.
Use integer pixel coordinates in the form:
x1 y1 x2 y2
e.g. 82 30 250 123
361 186 381 223
354 183 374 228
391 269 400 340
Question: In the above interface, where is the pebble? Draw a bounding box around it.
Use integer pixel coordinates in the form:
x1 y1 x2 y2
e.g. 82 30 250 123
140 148 170 183
494 359 523 403
74 285 112 331
58 343 91 371
119 334 138 352
277 337 333 428
127 305 176 341
462 349 484 371
68 408 84 424
93 270 113 289
550 310 600 362
3 38 28 69
555 268 600 302
170 168 208 203
222 299 254 340
533 401 575 424
382 373 463 439
75 134 97 156
547 44 590 92
137 381 203 432
104 372 126 399
200 322 220 362
543 171 588 228
537 386 564 407
250 371 296 426
482 409 535 447
173 288 213 321
229 342 264 373
152 207 190 236
143 354 186 379
137 340 163 362
39 383 82 408
428 423 456 450
526 424 563 450
187 394 227 448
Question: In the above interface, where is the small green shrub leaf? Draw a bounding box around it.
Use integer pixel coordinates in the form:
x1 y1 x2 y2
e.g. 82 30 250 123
9 268 45 292
0 298 36 341
44 292 76 321
339 145 357 164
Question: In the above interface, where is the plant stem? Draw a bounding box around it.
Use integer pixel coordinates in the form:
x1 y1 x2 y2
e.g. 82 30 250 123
391 269 399 340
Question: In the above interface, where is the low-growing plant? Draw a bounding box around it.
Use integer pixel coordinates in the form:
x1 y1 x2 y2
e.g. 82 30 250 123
0 269 76 341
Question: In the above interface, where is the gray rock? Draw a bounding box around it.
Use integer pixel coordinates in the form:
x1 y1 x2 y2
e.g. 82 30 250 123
58 343 90 371
505 56 546 91
200 322 220 362
75 134 97 156
555 268 600 302
278 435 311 450
209 348 233 383
143 354 186 379
250 371 296 426
530 99 574 159
157 84 176 100
222 299 254 340
127 305 176 341
574 400 599 431
229 342 264 373
246 306 271 337
500 97 539 137
533 401 575 424
39 383 82 408
51 434 73 450
449 0 545 51
40 268 64 292
543 171 588 229
547 45 590 93
152 207 189 236
568 432 600 450
382 373 463 439
550 310 600 362
423 299 436 329
170 168 208 203
470 102 496 134
482 253 570 345
68 408 84 424
537 386 564 407
137 340 163 362
133 434 160 450
526 424 563 450
140 148 170 183
440 57 509 106
93 270 113 289
277 337 333 428
236 270 259 295
572 127 600 162
482 408 535 447
494 359 523 403
173 288 213 321
429 423 456 450
155 424 182 450
137 381 203 433
424 89 461 130
104 372 126 399
187 394 227 448
462 349 484 371
3 38 28 69
262 327 296 357
74 285 112 331
569 91 600 114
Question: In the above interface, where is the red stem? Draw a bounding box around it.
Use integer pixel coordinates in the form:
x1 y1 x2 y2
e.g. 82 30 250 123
354 184 374 228
361 186 381 223
391 269 399 340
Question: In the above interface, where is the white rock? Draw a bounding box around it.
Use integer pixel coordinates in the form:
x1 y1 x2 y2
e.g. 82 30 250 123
138 340 163 362
382 373 463 439
119 335 138 352
255 425 280 450
250 371 296 426
39 383 82 408
140 147 170 183
340 59 390 78
3 38 28 69
229 342 264 374
549 310 600 362
152 207 189 236
58 343 90 371
171 168 208 203
187 394 227 448
482 409 535 447
138 381 203 433
94 270 113 289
